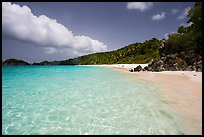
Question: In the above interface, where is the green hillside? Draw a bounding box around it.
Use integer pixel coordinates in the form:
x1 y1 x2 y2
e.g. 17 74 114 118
76 38 162 65
2 58 30 66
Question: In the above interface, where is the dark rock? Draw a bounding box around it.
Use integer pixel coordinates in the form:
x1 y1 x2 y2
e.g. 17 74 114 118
158 65 165 71
197 61 202 66
143 50 201 72
147 67 153 71
134 65 142 72
183 53 197 66
161 57 165 60
198 68 202 72
157 60 164 65
186 66 194 71
173 57 187 71
196 61 202 72
143 66 149 71
197 55 202 61
150 58 165 72
193 65 196 71
164 54 177 64
148 59 154 66
129 69 133 72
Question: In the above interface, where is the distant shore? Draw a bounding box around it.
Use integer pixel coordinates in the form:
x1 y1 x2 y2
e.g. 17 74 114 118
83 64 202 134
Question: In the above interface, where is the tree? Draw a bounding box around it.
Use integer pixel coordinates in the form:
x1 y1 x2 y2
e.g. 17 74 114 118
187 2 202 32
187 2 202 55
177 26 188 34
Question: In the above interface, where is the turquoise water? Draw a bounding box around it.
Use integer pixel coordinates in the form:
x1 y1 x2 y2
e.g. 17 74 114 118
2 66 185 135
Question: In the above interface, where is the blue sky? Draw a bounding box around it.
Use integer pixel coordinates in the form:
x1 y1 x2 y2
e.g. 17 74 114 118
2 2 195 63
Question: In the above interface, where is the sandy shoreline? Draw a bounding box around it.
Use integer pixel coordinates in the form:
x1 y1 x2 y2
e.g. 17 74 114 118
82 64 202 134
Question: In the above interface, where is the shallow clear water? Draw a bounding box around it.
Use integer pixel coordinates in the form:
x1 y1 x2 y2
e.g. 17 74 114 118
2 66 185 135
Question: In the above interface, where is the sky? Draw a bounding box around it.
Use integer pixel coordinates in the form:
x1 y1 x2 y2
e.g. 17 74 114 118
2 2 195 63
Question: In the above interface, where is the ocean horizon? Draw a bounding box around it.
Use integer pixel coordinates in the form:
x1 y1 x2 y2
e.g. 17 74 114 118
2 66 187 135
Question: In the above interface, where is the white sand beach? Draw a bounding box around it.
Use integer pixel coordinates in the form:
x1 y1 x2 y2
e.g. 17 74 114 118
84 64 202 134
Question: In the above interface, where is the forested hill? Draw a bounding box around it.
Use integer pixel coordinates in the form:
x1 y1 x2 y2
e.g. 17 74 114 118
2 58 30 66
60 38 162 65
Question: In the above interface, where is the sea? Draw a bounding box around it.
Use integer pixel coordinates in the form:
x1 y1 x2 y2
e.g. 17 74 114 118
2 66 187 135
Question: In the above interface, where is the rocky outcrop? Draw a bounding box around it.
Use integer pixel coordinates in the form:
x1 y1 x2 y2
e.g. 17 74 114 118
143 52 202 72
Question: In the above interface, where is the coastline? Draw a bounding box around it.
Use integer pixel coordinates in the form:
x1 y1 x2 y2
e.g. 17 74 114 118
83 64 202 134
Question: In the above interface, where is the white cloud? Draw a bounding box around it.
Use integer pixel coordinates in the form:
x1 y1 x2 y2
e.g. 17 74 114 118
2 2 107 56
127 2 153 12
152 12 165 20
171 8 178 14
177 7 191 20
